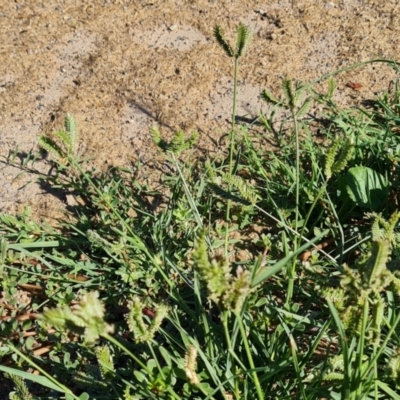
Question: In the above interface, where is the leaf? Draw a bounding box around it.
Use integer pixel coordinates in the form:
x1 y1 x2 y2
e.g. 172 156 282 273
345 167 388 211
134 370 148 383
0 365 63 392
376 380 400 399
159 346 173 368
25 337 35 350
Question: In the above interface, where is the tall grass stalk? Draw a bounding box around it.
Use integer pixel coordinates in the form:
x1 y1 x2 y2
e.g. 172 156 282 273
225 56 240 256
234 312 264 400
213 23 252 257
221 312 240 399
286 105 301 306
260 78 315 305
213 24 253 399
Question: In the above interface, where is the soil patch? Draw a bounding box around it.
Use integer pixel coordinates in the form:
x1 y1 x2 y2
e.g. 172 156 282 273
1 0 399 220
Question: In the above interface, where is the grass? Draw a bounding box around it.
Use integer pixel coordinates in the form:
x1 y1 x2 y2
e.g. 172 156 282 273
1 24 400 399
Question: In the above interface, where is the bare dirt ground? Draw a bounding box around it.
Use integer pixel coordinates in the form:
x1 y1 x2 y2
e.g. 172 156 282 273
1 0 399 220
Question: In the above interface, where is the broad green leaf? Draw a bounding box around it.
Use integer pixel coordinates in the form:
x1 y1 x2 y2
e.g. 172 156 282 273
25 337 35 350
134 370 148 383
159 346 173 367
345 166 388 210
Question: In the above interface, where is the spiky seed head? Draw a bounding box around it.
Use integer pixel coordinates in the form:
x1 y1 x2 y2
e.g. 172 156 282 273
235 23 253 58
324 139 340 180
38 135 66 160
7 375 32 400
150 303 169 336
222 266 251 312
125 297 149 342
41 291 114 342
327 78 336 99
64 114 78 153
214 25 234 58
331 137 355 175
125 297 168 342
388 347 400 384
96 345 115 380
185 346 200 385
170 130 186 154
260 89 280 106
150 126 162 146
296 97 313 118
65 114 77 134
187 130 199 148
282 78 296 110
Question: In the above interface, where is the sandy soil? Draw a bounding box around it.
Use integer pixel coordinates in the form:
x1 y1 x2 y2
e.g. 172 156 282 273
1 0 399 220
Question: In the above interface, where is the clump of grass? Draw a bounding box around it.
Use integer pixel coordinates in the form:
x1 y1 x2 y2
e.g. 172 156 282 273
1 27 400 399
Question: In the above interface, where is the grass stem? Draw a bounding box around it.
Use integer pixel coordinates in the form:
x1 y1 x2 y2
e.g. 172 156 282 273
225 57 239 257
235 312 264 400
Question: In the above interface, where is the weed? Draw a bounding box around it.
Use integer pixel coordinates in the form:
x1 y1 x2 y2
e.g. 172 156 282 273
1 29 400 400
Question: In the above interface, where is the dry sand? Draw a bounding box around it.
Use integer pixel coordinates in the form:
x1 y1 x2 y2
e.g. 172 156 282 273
0 0 399 219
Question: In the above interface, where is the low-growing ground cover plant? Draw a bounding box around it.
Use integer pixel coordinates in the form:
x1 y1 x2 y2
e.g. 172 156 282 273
1 24 400 399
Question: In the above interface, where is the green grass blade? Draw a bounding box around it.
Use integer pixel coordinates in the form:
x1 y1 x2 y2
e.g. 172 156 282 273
251 232 325 287
0 365 64 393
